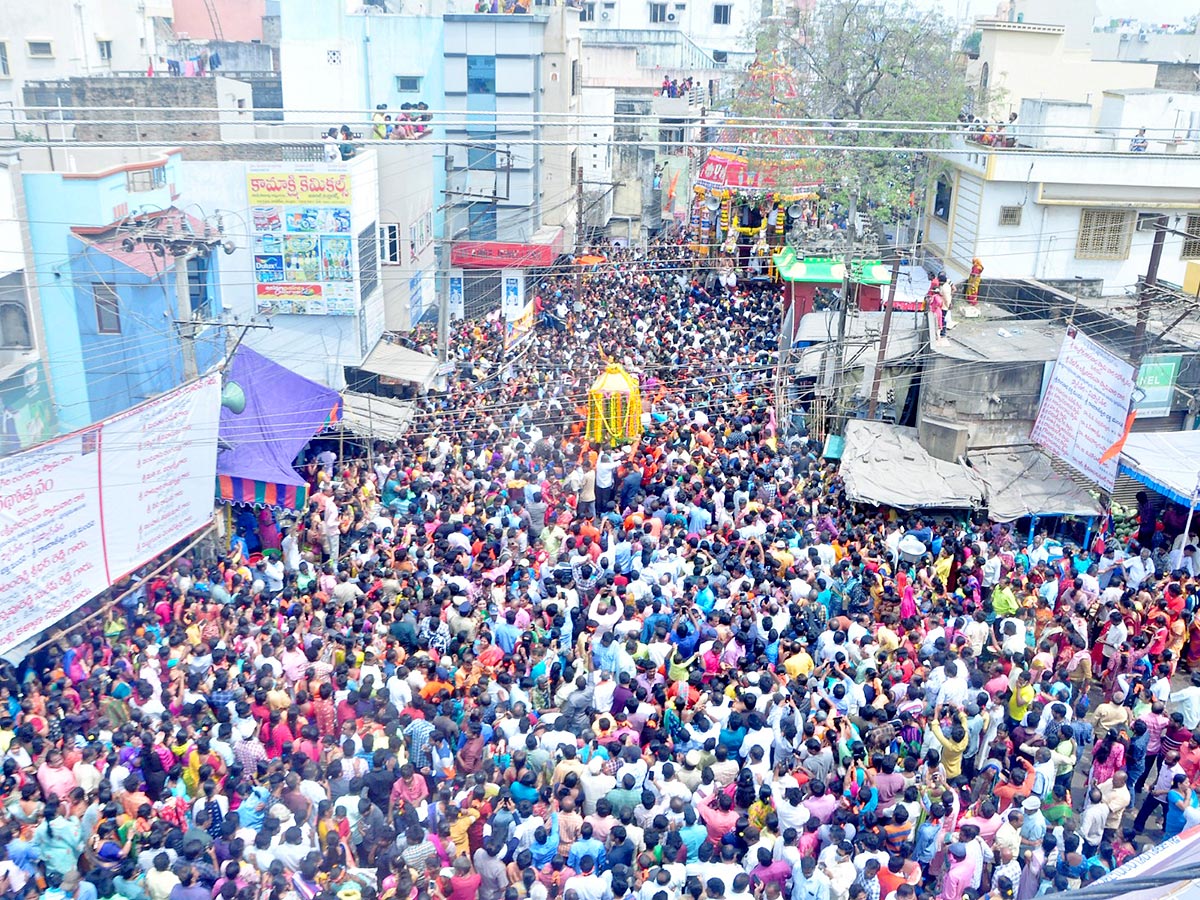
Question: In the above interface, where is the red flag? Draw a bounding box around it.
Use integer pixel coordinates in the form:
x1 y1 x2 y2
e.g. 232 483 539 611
1099 409 1138 464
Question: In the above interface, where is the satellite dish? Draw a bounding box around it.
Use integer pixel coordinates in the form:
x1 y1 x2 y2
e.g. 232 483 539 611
787 202 804 219
705 195 721 211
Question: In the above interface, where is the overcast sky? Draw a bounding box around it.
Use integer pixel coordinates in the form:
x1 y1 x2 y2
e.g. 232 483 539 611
927 0 1196 26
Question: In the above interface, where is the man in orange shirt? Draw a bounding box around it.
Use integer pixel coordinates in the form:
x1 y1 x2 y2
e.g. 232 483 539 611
993 757 1036 813
418 667 453 702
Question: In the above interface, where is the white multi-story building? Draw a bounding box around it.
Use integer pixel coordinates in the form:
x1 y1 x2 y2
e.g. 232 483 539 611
924 94 1200 290
580 87 616 235
0 0 171 113
442 7 582 248
577 0 760 67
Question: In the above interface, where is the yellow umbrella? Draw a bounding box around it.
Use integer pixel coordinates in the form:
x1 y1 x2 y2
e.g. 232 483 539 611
586 363 643 446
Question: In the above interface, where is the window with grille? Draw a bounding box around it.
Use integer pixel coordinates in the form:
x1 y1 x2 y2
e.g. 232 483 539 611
713 4 731 23
27 41 53 57
1181 214 1200 260
1076 209 1134 260
126 166 166 193
998 205 1021 226
93 283 121 334
327 49 342 66
649 3 667 22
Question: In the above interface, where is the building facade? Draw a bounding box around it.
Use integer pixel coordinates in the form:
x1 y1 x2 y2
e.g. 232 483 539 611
442 8 581 247
577 0 758 66
20 147 225 430
925 94 1200 289
0 0 171 113
0 151 55 457
278 0 446 127
181 151 390 389
966 19 1157 119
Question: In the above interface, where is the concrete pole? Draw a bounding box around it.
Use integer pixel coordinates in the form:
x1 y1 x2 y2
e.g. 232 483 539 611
867 253 903 420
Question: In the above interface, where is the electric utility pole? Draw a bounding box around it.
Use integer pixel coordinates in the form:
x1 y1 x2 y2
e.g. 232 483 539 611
1132 214 1167 365
575 164 585 299
867 251 903 420
828 191 858 431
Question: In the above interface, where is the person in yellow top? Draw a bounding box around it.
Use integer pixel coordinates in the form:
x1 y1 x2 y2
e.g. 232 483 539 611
447 804 479 851
782 639 814 680
769 541 795 577
931 704 969 778
1007 670 1036 726
875 621 901 653
933 549 953 589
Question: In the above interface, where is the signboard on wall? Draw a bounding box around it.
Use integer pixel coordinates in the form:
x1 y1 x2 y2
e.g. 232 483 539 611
409 272 424 329
1135 353 1181 418
501 269 526 319
247 168 357 316
0 375 220 653
447 269 465 321
0 361 55 458
1030 329 1135 491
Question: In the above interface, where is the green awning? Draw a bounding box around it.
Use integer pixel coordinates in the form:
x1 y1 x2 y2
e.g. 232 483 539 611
773 247 892 285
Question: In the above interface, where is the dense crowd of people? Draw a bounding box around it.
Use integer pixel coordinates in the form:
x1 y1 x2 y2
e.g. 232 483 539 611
10 234 1200 900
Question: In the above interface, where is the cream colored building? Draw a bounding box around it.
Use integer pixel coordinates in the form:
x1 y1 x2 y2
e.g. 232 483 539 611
968 20 1158 120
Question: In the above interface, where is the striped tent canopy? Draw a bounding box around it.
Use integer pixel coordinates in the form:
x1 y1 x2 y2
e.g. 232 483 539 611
216 475 309 510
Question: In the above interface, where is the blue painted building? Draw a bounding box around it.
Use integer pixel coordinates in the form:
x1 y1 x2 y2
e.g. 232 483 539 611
22 148 225 430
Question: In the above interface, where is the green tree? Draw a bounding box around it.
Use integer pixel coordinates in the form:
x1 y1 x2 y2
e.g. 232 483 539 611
736 0 969 231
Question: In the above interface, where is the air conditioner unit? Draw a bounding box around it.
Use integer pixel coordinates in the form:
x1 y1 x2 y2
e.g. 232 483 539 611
666 12 676 20
600 9 610 18
1137 213 1164 232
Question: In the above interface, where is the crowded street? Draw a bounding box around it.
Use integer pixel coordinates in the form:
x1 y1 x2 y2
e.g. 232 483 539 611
3 231 1198 900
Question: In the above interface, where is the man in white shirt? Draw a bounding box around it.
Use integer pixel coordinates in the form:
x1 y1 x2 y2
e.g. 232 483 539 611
564 856 613 900
981 553 1002 591
1028 535 1051 567
260 557 284 594
1096 547 1124 590
1100 611 1128 668
1169 541 1200 576
1077 787 1109 852
1126 548 1155 591
280 523 301 572
1171 672 1200 729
